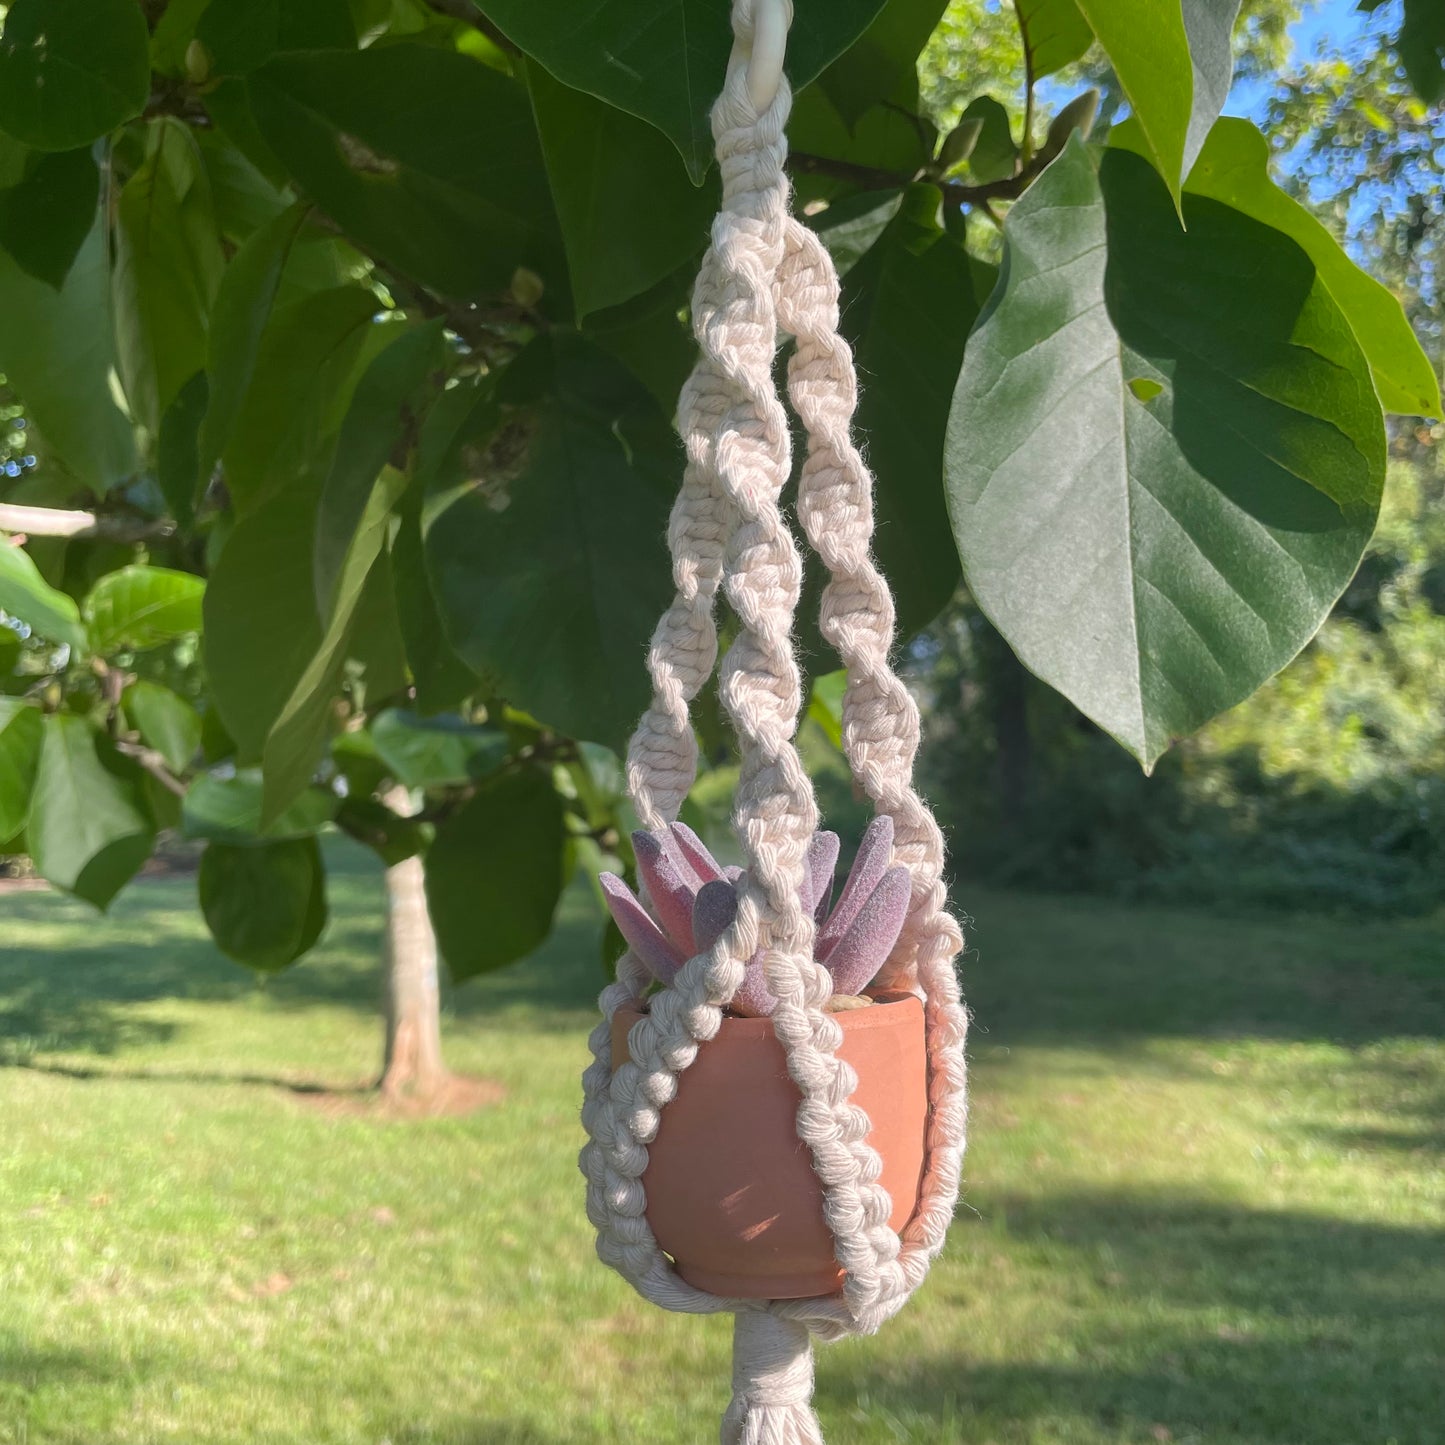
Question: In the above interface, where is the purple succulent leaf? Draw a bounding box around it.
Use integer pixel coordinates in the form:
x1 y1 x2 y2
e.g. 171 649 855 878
822 864 910 996
816 814 894 961
804 830 840 923
668 821 727 885
631 828 700 955
724 864 745 883
692 878 738 953
731 954 778 1017
599 873 684 985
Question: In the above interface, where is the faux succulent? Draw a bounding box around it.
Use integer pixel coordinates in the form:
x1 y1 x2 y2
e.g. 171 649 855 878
600 816 909 1016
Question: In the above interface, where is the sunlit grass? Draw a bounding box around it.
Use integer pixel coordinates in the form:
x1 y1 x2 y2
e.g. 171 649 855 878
2 840 1442 1443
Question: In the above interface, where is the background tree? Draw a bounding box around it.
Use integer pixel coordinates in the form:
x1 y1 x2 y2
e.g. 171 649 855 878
0 0 1435 1048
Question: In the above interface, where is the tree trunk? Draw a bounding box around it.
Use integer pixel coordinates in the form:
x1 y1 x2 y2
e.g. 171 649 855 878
379 785 449 1101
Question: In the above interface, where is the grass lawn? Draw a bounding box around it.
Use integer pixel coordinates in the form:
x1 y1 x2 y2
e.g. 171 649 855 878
2 838 1443 1444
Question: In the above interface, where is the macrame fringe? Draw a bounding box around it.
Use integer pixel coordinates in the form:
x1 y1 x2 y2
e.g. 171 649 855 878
721 1312 824 1445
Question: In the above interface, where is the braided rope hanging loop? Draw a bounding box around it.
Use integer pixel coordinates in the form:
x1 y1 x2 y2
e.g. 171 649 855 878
579 2 969 1437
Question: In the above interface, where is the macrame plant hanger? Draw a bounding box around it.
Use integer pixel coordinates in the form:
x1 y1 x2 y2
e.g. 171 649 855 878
579 1 969 1438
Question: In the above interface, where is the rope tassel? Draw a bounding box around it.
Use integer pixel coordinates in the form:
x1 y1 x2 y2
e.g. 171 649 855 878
721 1312 824 1445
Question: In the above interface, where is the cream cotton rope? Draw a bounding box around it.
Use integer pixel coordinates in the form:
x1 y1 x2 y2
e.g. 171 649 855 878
579 1 968 1438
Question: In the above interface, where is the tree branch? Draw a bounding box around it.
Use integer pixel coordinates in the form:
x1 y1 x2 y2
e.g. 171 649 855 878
0 504 174 541
788 149 1053 211
114 739 188 798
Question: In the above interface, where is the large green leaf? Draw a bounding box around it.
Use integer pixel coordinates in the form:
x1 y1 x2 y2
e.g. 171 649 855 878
946 139 1386 770
816 0 948 123
314 318 447 616
248 44 566 303
28 714 154 908
84 565 205 654
424 764 565 981
1117 116 1441 419
205 479 327 762
263 464 401 822
1397 0 1445 105
370 708 509 790
199 836 327 971
0 0 149 150
0 697 42 839
182 771 338 844
113 119 225 436
838 183 993 637
422 333 675 749
125 680 202 776
527 60 716 320
0 217 135 489
197 202 309 483
1180 0 1240 176
0 145 98 289
204 463 393 821
1015 0 1093 80
478 0 887 183
0 542 86 650
391 502 477 716
220 284 378 513
196 0 355 77
158 370 209 526
1073 0 1193 204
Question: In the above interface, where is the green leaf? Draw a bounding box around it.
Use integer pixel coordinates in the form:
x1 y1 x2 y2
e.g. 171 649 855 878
839 183 993 636
581 267 697 414
817 0 948 124
0 542 86 649
1123 116 1441 419
1073 0 1193 205
196 0 356 77
391 501 477 716
1180 0 1240 176
28 714 154 909
0 0 149 151
1397 0 1445 105
807 189 904 277
113 119 225 436
84 565 205 654
945 139 1386 770
124 680 202 775
0 215 136 489
953 96 1016 184
264 463 402 823
198 202 309 483
205 478 328 762
182 771 338 843
248 44 566 303
220 284 379 514
1016 0 1093 80
157 370 209 526
314 318 447 616
807 670 846 751
335 793 428 867
527 60 716 320
424 764 565 981
422 333 675 749
0 145 98 289
0 697 42 839
199 836 327 971
370 708 509 789
479 0 888 184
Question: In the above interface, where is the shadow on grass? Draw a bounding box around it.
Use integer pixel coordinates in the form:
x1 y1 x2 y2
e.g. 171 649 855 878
0 840 605 1066
820 1188 1445 1444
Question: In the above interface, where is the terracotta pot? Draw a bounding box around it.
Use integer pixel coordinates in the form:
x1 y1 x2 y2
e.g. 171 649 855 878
610 990 927 1299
